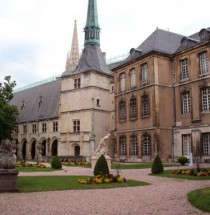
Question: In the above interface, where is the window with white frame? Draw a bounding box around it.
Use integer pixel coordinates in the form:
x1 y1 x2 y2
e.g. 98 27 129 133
73 120 80 133
199 52 209 75
142 95 150 117
182 134 191 156
42 123 46 133
120 73 125 91
143 134 151 156
201 88 210 111
130 68 136 88
202 133 210 156
120 136 126 156
180 59 189 80
131 136 138 156
53 121 58 132
182 92 191 115
119 100 126 121
130 97 137 119
141 63 148 84
32 124 37 133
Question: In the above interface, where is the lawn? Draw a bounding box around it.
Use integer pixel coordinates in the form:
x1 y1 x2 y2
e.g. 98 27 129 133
18 176 150 192
111 163 177 169
150 169 210 180
16 167 59 172
188 187 210 212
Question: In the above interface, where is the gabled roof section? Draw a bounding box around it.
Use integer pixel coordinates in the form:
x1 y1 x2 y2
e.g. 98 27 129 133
113 28 183 69
62 44 112 76
11 80 61 123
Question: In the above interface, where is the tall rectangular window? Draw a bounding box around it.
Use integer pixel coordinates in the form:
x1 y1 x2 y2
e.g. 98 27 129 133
201 88 210 111
130 68 136 88
120 73 125 91
32 124 37 133
142 95 150 117
42 123 46 133
74 77 81 89
199 52 208 75
182 134 191 156
182 92 191 115
23 125 27 134
131 136 138 156
119 100 126 121
120 136 127 156
180 59 189 80
130 97 137 119
141 63 148 84
73 120 80 133
53 121 58 132
202 133 210 156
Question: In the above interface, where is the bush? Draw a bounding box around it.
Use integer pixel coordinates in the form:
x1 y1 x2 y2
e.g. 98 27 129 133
94 154 109 176
51 156 62 169
151 155 164 174
178 156 188 165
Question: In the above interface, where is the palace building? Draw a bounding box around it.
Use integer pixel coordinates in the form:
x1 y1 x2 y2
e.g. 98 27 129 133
10 0 210 162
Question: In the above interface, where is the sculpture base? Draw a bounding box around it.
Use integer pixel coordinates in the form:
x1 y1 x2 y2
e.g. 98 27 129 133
0 169 19 192
91 155 112 171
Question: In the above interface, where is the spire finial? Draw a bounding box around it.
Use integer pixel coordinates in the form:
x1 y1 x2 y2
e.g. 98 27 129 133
84 0 100 45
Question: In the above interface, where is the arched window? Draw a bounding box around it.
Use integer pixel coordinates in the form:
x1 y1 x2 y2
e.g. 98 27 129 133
120 136 126 156
52 140 58 156
31 140 36 160
42 140 47 156
142 134 151 156
131 135 138 156
119 100 126 121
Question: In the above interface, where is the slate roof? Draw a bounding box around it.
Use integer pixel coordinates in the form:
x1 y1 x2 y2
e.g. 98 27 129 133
62 44 113 77
11 80 61 123
112 28 183 69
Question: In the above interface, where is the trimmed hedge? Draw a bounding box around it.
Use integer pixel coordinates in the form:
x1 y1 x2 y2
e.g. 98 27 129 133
94 154 109 176
51 156 62 169
151 155 164 174
178 156 188 165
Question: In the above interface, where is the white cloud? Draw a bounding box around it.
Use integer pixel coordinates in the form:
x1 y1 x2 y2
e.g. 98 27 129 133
0 0 210 87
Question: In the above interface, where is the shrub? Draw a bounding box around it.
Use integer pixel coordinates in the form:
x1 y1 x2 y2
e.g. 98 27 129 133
151 155 164 174
178 156 188 165
94 154 109 176
51 156 62 169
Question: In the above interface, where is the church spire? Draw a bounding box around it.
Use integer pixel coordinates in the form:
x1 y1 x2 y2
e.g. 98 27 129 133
84 0 100 46
66 20 80 71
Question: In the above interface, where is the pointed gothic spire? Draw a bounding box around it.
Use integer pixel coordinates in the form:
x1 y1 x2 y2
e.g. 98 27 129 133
66 20 80 71
84 0 100 45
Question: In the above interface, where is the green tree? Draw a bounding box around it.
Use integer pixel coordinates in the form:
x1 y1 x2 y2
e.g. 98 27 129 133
151 155 164 174
0 76 18 142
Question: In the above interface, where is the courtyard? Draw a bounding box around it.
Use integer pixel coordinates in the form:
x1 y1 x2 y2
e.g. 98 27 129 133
0 164 210 215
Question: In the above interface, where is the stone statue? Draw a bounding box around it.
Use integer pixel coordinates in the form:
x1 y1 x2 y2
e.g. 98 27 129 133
93 133 111 156
0 139 17 169
36 141 43 164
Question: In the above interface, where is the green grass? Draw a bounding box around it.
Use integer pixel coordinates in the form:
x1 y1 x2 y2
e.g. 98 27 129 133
111 163 177 169
150 170 210 180
188 187 210 212
16 167 59 172
18 176 150 192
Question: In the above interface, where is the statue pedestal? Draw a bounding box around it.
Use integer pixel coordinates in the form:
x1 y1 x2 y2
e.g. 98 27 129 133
0 169 19 192
91 155 112 171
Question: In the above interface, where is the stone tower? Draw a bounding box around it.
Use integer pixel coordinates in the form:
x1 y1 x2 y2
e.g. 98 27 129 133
60 0 114 160
65 20 80 72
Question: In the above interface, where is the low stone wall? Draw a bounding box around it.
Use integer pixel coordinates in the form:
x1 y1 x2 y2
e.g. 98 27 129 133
0 169 19 192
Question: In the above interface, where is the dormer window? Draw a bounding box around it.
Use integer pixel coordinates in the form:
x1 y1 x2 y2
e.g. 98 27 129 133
181 37 188 48
21 100 25 110
199 29 210 41
39 96 43 108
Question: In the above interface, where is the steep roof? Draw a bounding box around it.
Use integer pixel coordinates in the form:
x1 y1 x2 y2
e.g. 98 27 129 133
11 80 61 123
113 28 183 69
62 44 112 76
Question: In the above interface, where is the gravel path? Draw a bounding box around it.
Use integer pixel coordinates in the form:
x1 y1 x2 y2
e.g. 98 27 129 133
1 165 210 215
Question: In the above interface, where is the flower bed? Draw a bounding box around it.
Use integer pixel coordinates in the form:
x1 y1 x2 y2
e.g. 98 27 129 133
16 162 47 168
77 174 128 184
67 160 90 166
172 168 210 176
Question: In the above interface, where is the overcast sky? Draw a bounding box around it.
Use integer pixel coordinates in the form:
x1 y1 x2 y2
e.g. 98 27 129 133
0 0 210 88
